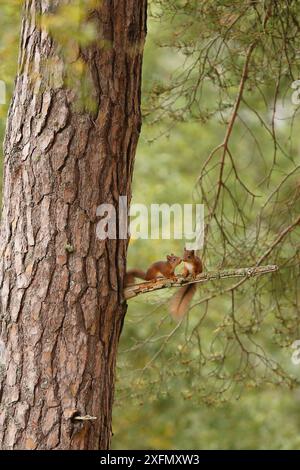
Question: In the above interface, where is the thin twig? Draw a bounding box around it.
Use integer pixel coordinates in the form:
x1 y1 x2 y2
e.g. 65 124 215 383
257 215 300 265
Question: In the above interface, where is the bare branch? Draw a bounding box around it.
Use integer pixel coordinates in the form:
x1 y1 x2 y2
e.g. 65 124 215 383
257 215 300 265
124 265 278 300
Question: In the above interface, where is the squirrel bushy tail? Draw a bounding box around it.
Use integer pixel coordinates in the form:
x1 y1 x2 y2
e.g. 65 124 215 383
125 269 147 286
169 284 196 322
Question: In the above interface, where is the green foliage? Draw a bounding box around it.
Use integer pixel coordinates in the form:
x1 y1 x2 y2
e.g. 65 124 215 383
114 0 300 449
113 388 300 450
0 0 22 197
40 1 97 47
39 1 99 112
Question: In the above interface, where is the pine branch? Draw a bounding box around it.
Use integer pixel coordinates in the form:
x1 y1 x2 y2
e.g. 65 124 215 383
124 265 278 300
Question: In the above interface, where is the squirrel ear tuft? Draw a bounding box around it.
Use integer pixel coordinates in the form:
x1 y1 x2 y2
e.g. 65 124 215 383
167 255 171 260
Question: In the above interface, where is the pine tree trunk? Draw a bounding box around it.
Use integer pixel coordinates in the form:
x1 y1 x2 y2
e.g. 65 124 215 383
0 0 147 450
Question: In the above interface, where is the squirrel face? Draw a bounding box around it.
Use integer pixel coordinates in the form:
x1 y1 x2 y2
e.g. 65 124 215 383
183 249 195 262
166 254 182 267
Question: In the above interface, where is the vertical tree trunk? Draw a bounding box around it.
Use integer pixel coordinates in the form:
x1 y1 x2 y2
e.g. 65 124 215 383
0 0 147 450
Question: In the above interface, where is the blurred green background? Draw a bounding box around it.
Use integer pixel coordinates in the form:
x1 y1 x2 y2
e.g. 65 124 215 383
1 1 300 450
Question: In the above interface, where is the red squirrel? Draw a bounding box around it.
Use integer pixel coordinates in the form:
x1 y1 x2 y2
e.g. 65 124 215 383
125 254 182 285
169 248 203 322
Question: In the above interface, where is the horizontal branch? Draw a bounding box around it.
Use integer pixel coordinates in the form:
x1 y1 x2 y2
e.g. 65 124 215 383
124 265 278 300
73 415 97 422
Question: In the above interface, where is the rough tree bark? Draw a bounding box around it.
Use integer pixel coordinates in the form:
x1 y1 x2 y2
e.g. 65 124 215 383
0 0 147 450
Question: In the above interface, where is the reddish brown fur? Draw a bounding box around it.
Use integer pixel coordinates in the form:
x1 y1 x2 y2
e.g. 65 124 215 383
169 249 203 321
169 284 196 322
125 254 182 286
145 254 182 280
125 269 147 285
182 248 203 278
